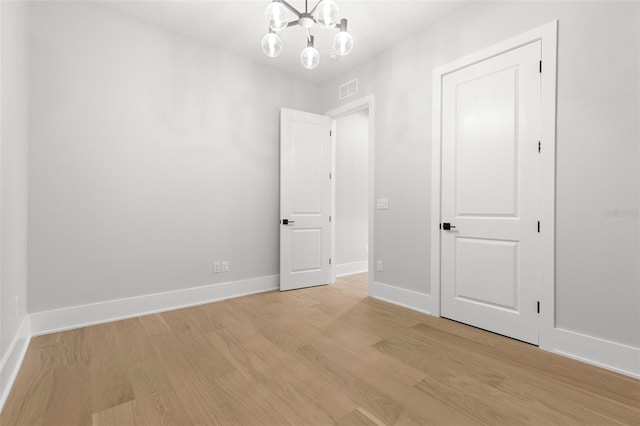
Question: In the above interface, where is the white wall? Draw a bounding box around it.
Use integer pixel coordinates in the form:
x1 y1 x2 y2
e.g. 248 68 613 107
28 1 321 313
321 1 640 348
1 0 29 368
335 110 368 269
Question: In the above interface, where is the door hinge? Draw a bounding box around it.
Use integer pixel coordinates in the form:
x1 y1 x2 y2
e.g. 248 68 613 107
329 172 331 180
537 301 540 313
538 141 541 153
330 130 332 136
329 215 332 222
537 221 540 233
539 60 542 73
439 223 442 230
329 258 332 265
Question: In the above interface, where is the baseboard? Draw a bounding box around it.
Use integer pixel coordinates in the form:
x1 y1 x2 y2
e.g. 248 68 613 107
0 316 31 412
30 275 279 336
336 261 368 277
369 281 432 315
546 328 640 379
369 282 639 379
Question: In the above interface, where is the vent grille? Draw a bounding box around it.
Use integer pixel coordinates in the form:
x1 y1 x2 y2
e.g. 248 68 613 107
339 78 359 100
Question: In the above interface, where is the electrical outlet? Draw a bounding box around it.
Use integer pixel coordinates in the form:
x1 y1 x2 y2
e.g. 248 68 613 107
221 261 229 272
14 296 18 317
376 260 383 272
214 262 221 273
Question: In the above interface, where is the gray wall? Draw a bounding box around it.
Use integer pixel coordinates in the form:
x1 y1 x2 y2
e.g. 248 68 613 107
335 110 368 267
320 1 640 347
28 1 321 312
1 0 29 360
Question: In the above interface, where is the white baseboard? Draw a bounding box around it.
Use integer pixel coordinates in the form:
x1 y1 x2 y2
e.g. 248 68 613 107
0 316 31 412
336 261 368 277
369 281 432 315
30 275 279 336
546 328 640 379
368 281 639 379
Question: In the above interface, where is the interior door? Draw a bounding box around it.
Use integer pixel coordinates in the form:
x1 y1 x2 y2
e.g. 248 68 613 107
440 41 541 344
280 108 331 291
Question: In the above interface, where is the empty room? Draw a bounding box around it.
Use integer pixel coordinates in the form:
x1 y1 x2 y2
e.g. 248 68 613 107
1 0 639 424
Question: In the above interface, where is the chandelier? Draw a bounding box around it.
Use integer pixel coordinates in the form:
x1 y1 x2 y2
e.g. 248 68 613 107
261 0 353 69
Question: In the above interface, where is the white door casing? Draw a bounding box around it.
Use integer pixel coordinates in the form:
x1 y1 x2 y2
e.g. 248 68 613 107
440 41 541 344
280 108 332 291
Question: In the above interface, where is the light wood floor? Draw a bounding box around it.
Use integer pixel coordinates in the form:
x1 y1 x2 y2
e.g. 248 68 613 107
2 273 639 425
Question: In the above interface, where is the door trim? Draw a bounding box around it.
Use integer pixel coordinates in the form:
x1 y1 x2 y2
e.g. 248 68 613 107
430 21 557 348
326 95 375 289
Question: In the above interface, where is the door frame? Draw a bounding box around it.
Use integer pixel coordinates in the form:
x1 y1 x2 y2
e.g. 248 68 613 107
430 21 557 348
325 95 375 288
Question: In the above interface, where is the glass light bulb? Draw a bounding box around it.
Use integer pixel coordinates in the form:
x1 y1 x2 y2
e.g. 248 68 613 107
262 32 283 58
332 31 353 56
300 46 320 69
265 2 288 32
313 0 340 28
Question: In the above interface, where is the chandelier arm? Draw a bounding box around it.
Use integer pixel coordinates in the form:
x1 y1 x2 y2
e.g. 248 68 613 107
308 0 323 16
277 0 302 18
286 20 300 28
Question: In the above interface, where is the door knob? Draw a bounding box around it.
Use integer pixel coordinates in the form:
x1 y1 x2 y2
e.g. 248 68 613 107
282 219 296 225
442 222 456 230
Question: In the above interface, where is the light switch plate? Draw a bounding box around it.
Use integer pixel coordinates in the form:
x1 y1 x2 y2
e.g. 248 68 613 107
376 198 389 209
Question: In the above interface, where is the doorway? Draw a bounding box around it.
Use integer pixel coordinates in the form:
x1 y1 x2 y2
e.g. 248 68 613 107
279 95 374 292
332 109 369 280
327 95 375 288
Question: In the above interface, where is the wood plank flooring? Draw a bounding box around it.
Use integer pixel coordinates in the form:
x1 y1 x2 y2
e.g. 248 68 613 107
2 273 639 425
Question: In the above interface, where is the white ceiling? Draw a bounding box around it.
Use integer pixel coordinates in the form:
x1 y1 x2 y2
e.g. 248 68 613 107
96 0 474 84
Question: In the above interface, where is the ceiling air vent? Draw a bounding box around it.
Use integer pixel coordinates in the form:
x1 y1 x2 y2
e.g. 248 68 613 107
339 78 359 100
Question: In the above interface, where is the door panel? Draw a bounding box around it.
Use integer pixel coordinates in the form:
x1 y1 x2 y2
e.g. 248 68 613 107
456 67 518 216
291 120 324 214
291 228 323 272
455 238 519 310
280 108 331 291
441 41 541 344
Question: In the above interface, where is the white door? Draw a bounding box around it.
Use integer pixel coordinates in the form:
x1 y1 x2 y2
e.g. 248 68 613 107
280 108 332 291
440 41 541 344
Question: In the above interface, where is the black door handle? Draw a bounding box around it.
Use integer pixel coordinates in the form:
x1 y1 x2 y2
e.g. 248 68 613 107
282 219 296 225
442 222 456 230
